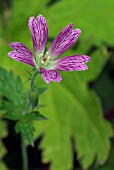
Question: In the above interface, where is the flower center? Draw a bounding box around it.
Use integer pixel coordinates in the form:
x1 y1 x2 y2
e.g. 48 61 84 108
34 51 55 70
39 52 52 67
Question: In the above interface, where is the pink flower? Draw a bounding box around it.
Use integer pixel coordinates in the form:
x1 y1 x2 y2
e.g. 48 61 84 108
8 14 90 84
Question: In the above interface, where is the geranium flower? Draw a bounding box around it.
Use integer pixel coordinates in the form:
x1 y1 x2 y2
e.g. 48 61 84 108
8 14 90 84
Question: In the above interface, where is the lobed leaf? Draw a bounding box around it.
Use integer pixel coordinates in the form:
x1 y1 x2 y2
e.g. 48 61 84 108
0 67 28 120
15 120 35 146
34 49 113 169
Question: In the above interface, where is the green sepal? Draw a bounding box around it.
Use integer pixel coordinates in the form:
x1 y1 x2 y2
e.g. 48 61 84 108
38 87 48 96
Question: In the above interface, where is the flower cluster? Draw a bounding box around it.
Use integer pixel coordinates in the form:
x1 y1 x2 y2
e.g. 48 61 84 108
8 14 90 84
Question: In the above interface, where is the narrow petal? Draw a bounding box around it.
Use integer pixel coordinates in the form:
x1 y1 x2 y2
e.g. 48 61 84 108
8 42 35 67
28 14 48 55
54 55 91 71
48 24 81 58
40 68 62 84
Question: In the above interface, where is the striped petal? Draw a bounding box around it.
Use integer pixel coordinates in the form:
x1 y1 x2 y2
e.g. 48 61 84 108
28 14 48 55
8 42 35 67
54 55 90 71
48 24 81 59
40 68 62 84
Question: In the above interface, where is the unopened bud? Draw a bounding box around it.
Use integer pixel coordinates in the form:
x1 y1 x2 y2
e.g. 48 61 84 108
29 89 39 109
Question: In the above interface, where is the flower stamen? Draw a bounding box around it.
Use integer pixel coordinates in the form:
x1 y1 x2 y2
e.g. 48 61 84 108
38 52 52 68
44 63 47 66
47 56 50 60
41 60 45 64
39 54 43 57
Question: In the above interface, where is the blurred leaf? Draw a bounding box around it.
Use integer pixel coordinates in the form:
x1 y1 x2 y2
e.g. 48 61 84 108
0 121 7 138
0 140 6 160
0 161 8 170
76 45 109 83
6 0 47 41
91 57 114 114
0 0 47 76
47 0 114 45
0 113 8 169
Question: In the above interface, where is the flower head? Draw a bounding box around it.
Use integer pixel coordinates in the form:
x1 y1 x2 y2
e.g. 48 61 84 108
8 14 91 84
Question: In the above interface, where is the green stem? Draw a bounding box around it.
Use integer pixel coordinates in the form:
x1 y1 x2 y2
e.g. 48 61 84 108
30 70 39 90
21 135 28 170
21 70 39 169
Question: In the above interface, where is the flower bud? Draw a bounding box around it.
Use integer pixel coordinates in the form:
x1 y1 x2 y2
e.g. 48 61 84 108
29 89 39 109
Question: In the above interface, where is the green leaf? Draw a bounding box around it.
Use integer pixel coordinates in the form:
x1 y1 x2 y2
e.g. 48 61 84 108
0 120 7 138
75 45 109 83
0 161 7 170
0 68 28 121
5 0 47 42
88 139 114 170
0 67 46 147
15 120 35 146
15 110 46 145
38 87 48 96
47 0 114 45
25 111 47 121
34 49 113 170
0 141 7 160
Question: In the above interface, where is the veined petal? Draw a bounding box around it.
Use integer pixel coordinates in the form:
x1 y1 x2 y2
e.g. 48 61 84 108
8 42 35 67
54 55 91 71
28 14 48 55
48 24 81 58
40 68 62 84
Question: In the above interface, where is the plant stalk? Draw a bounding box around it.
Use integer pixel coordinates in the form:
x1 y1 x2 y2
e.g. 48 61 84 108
31 70 39 90
21 70 39 170
21 135 28 170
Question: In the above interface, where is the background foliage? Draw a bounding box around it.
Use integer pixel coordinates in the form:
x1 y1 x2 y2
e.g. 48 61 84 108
0 0 114 170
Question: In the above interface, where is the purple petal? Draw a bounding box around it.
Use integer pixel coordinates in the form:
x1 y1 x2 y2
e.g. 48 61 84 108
28 14 48 54
8 42 35 67
54 55 91 71
40 68 62 84
48 24 81 58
